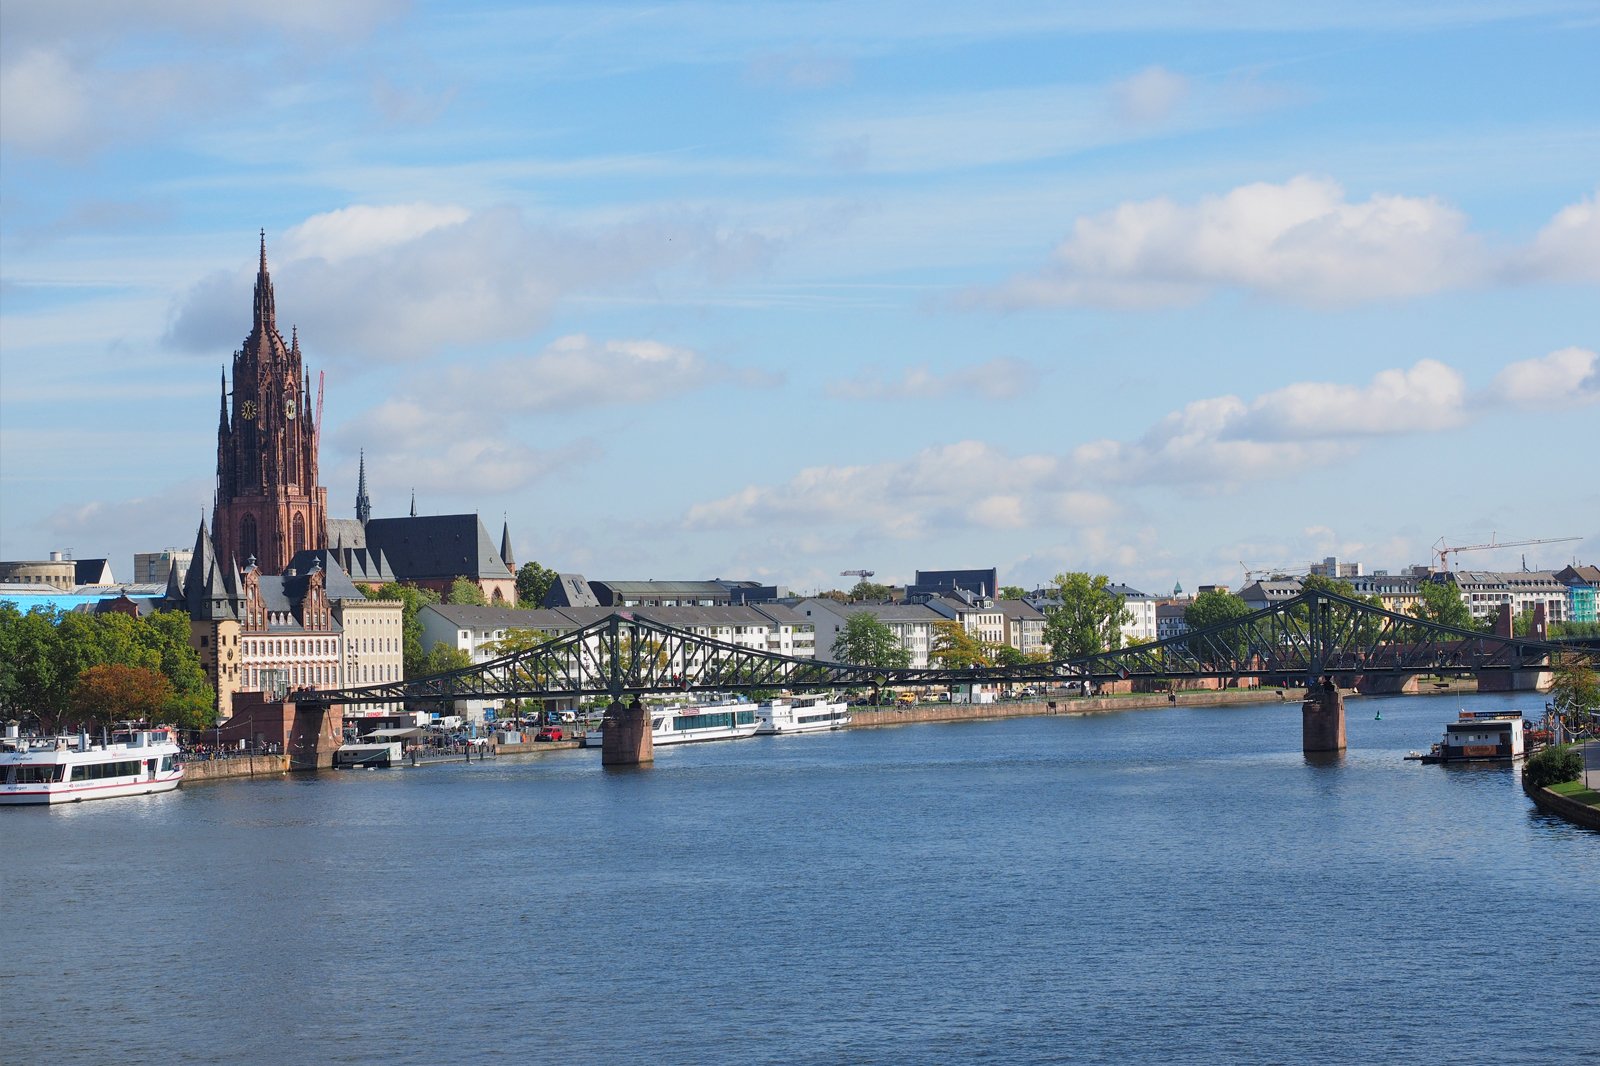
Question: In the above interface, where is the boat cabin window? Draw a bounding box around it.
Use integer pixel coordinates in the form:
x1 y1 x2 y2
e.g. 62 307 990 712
8 765 65 784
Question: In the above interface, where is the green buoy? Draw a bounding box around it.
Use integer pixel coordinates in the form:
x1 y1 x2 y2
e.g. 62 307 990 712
1374 710 1382 721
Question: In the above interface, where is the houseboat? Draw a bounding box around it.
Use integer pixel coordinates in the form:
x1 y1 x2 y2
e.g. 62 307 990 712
1 725 184 805
581 701 759 748
754 696 851 735
1418 710 1528 764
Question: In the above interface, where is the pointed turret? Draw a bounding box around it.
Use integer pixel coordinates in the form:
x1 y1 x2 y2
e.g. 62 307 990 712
219 368 229 431
251 229 279 344
500 518 515 571
165 556 185 604
409 489 417 518
355 450 372 525
183 519 242 622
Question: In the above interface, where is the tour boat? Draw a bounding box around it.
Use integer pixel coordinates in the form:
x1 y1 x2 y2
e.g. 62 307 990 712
581 701 759 748
1 726 184 805
1417 710 1527 764
754 695 851 735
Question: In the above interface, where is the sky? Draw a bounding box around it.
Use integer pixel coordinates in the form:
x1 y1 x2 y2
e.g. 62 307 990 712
1 0 1597 597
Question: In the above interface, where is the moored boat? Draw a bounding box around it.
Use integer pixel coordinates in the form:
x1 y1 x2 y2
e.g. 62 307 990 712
581 701 759 748
1 726 184 805
1418 710 1527 764
754 695 851 735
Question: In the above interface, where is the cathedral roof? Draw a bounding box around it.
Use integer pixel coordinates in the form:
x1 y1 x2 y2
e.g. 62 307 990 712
361 514 514 582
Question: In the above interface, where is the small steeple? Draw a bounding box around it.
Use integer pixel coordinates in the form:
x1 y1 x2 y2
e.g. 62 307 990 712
409 489 417 518
252 229 276 332
355 450 372 525
219 368 228 430
500 517 515 571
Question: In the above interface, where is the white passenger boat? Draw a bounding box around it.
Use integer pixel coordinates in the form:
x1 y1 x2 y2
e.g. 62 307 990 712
581 701 759 748
1 726 184 805
754 696 851 735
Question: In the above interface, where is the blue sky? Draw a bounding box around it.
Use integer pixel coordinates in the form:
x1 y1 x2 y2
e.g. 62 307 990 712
2 1 1596 595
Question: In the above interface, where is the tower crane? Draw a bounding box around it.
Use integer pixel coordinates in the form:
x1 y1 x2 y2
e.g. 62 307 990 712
1432 534 1581 572
840 569 875 580
1240 561 1313 582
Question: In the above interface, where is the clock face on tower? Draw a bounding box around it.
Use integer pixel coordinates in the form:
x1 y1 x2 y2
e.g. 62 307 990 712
241 400 257 420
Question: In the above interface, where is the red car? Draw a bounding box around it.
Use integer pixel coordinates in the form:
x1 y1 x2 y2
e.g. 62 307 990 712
535 726 563 742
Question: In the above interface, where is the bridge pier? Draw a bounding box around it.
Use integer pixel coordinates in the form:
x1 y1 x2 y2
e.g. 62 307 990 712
601 696 654 767
1301 679 1346 754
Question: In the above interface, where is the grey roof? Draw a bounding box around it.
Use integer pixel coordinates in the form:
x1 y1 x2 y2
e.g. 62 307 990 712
73 558 115 585
323 545 397 586
327 517 367 550
799 599 943 624
425 602 810 632
1107 583 1150 599
362 514 513 583
286 550 374 601
543 573 600 608
995 599 1045 621
177 521 242 621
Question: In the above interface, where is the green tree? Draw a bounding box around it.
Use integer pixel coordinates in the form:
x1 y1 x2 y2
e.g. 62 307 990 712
992 644 1030 667
447 577 487 606
1411 579 1476 631
833 612 911 669
849 580 893 602
421 641 474 676
1042 572 1131 660
999 585 1027 600
1550 656 1599 731
515 561 559 607
0 604 66 729
371 582 443 678
929 620 994 668
1184 589 1254 662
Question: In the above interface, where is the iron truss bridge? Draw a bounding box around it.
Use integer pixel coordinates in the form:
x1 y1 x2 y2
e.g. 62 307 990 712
303 591 1598 708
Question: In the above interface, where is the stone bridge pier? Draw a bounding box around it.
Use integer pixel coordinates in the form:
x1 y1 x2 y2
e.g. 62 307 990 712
1302 679 1346 755
601 696 653 767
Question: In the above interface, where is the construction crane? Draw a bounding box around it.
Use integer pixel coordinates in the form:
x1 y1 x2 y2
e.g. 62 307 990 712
315 370 325 435
1240 561 1313 582
1432 533 1581 572
840 569 875 580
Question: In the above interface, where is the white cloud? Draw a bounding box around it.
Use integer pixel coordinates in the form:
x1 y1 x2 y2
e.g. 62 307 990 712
826 356 1040 401
447 334 769 413
1519 189 1600 283
1228 359 1468 439
985 176 1486 308
1488 346 1600 409
283 203 472 264
165 205 781 364
1112 66 1190 124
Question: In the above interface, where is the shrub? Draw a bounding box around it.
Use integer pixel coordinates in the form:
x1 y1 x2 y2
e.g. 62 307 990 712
1525 745 1584 790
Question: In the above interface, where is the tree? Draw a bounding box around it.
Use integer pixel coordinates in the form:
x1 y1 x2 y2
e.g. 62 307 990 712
447 577 487 606
0 604 66 729
833 613 911 668
849 580 893 602
929 620 994 669
70 664 173 730
1550 656 1599 732
1041 572 1131 660
371 582 442 678
1184 589 1253 662
1411 579 1476 632
421 641 474 676
516 561 559 608
999 585 1027 601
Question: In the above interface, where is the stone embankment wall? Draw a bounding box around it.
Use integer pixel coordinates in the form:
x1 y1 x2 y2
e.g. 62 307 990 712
849 688 1289 729
1522 776 1600 831
182 755 290 783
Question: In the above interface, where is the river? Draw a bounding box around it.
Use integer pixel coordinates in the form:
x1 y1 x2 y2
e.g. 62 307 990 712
3 691 1596 1065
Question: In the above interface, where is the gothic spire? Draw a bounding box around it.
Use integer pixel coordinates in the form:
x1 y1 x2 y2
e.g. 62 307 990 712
410 489 417 518
500 517 515 571
355 450 372 525
252 228 276 333
219 368 228 430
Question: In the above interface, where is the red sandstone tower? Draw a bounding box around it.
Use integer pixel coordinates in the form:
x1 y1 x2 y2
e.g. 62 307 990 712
212 233 328 574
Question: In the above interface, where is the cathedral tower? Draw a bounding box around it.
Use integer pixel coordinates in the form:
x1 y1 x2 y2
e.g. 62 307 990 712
213 233 328 574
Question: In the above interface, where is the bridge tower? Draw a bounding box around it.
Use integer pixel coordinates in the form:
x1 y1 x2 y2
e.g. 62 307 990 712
600 695 654 767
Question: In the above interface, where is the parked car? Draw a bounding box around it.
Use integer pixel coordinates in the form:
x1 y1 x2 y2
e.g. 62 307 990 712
535 726 564 742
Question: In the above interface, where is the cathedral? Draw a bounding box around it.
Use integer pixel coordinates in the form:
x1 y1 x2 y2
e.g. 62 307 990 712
212 234 328 575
